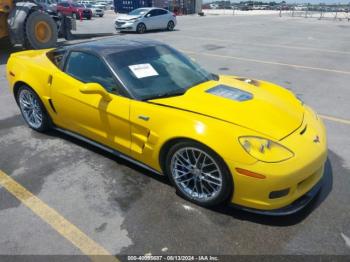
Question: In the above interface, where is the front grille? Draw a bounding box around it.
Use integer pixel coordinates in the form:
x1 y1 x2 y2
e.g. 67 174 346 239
116 21 126 26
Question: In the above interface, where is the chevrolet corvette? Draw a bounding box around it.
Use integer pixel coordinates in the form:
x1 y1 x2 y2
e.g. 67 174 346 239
6 38 327 214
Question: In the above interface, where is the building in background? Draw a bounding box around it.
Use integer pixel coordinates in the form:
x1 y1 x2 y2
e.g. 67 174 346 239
114 0 202 14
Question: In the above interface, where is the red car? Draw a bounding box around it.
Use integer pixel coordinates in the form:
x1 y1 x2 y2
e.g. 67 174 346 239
57 2 92 20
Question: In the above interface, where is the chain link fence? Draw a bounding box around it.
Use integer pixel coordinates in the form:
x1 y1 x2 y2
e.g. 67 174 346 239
280 6 350 21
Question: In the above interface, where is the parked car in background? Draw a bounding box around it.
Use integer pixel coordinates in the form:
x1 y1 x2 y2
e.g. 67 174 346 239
83 4 104 17
57 2 92 20
35 0 57 12
77 0 93 5
94 3 108 10
115 7 176 34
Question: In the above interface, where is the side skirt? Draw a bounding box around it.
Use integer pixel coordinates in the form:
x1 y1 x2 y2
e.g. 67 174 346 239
53 127 162 176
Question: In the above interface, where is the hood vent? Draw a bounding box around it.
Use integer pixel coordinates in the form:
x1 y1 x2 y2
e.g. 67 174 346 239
206 85 253 102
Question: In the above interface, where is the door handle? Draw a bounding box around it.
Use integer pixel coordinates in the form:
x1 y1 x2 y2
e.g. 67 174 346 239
138 115 150 121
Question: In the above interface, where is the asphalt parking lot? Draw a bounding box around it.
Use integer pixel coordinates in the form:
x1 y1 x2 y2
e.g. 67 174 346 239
1 12 350 258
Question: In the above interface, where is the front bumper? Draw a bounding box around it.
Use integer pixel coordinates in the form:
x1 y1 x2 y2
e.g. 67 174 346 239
228 105 327 213
81 12 92 18
93 10 104 16
232 175 323 215
115 21 136 31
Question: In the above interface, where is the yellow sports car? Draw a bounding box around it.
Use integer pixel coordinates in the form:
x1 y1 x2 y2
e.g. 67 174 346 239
6 38 327 215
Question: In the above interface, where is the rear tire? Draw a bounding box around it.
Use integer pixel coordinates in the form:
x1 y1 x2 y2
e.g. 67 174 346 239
167 20 175 31
165 141 233 207
17 85 52 132
24 11 58 49
136 23 146 34
99 14 103 17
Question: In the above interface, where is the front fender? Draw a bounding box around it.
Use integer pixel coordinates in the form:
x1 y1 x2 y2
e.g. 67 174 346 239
129 100 259 172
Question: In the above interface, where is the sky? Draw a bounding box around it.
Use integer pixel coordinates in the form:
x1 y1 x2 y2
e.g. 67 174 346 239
203 0 350 4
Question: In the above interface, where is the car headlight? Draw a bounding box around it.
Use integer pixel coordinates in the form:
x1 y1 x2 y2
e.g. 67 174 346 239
129 18 140 22
239 136 294 162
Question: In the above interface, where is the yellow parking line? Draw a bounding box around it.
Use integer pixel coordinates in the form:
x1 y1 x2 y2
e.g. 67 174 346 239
0 170 119 262
320 114 350 125
182 49 350 75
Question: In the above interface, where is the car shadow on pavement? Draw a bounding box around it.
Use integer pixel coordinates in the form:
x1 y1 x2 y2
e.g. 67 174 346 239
47 129 171 186
212 152 334 226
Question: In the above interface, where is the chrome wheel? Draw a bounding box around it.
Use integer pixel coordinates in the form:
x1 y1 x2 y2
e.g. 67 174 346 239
170 147 223 202
19 89 43 129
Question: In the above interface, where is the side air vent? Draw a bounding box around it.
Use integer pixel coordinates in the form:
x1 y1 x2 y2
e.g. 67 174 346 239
48 99 57 113
300 125 307 135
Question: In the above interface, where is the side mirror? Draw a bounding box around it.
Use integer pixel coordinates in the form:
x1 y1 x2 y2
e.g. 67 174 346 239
80 83 112 102
146 13 151 17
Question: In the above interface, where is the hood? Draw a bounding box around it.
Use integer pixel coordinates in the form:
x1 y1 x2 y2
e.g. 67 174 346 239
116 15 141 21
150 75 304 140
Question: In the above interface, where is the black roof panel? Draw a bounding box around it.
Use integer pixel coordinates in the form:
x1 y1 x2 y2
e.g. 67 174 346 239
64 37 164 57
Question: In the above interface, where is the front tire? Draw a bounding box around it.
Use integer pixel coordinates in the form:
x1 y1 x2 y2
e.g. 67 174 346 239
136 23 146 34
165 141 233 207
17 85 51 132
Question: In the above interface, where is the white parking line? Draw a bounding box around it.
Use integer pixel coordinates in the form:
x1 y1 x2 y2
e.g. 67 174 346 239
181 49 350 75
341 233 350 248
170 33 350 55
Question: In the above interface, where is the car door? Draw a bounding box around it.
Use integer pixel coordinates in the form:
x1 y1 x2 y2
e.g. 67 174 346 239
49 51 131 155
143 9 159 30
156 9 169 28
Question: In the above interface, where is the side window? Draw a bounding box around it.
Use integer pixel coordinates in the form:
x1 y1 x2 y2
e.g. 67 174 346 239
65 51 117 92
148 10 158 17
47 48 66 68
158 9 167 15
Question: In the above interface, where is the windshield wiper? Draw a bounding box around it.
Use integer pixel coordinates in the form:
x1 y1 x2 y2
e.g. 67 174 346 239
146 90 186 101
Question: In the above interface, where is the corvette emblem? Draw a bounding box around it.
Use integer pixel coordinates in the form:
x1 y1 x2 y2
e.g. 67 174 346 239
313 136 320 143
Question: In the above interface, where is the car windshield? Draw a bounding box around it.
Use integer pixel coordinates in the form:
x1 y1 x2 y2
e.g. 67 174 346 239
106 45 216 100
72 3 83 7
128 8 149 16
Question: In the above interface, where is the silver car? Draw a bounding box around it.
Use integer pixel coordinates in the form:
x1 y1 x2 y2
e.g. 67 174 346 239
115 8 177 33
83 4 105 17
